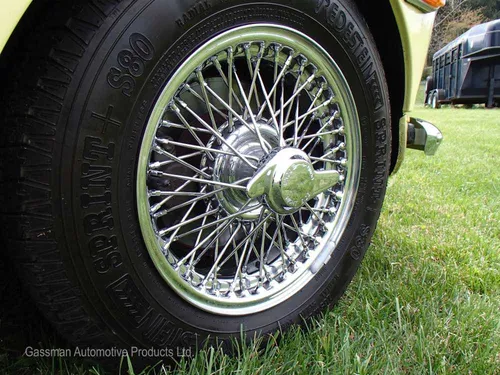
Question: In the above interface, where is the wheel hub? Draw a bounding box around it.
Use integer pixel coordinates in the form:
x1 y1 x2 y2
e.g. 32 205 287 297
207 120 279 219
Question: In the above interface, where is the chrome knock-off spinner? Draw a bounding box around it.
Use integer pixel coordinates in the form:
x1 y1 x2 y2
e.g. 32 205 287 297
247 148 340 214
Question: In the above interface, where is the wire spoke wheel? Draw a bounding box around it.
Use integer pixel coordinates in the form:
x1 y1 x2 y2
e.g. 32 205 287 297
137 24 361 315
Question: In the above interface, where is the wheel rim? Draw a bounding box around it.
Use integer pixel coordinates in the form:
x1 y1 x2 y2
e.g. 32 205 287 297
137 24 361 315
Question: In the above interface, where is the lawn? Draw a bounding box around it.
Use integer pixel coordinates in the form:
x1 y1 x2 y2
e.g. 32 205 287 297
1 96 499 374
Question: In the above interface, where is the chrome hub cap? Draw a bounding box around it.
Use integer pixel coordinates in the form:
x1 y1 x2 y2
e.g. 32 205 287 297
137 24 361 315
206 120 279 220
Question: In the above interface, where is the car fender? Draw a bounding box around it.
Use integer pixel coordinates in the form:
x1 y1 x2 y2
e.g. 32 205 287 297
0 0 32 54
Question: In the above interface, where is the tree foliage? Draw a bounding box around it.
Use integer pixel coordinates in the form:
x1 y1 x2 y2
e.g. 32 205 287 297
468 0 500 20
428 0 499 61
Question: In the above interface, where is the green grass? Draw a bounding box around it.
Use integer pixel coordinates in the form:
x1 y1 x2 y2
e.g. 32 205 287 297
1 90 499 374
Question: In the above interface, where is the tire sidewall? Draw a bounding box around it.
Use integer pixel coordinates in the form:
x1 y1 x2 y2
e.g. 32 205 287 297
60 0 390 349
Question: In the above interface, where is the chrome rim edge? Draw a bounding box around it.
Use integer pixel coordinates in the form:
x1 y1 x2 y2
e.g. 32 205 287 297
137 24 361 315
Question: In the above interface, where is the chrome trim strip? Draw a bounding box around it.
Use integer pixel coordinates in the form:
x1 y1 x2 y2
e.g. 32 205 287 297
407 117 443 155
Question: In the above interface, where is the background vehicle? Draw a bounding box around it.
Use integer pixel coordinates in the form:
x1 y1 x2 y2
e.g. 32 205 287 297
0 0 443 366
425 19 500 108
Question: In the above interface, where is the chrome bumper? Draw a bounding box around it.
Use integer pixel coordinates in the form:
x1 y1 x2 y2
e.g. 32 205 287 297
392 116 443 174
406 117 443 156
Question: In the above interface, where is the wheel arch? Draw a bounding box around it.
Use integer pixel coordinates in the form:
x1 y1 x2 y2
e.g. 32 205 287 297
354 0 405 174
0 0 40 76
0 0 32 55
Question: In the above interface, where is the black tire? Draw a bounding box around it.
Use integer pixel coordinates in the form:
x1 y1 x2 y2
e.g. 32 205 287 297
431 92 441 109
0 0 390 366
424 76 435 105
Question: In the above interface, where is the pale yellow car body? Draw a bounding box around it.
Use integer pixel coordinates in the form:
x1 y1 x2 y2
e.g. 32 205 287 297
0 0 31 53
0 0 437 170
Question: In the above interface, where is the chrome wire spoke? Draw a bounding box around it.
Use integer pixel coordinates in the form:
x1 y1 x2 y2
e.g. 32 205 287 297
149 178 196 214
153 143 211 178
264 224 292 265
283 58 307 127
161 120 213 134
280 219 293 250
203 83 272 153
185 201 216 273
293 93 300 146
177 214 239 268
303 203 327 227
282 98 334 129
275 214 292 266
232 61 270 153
256 70 280 135
169 102 215 161
299 115 338 151
294 115 316 148
302 136 322 157
243 213 268 275
156 138 260 161
196 69 219 132
157 175 252 217
221 212 272 277
287 129 342 145
186 199 254 268
258 214 269 285
230 228 251 292
161 186 209 246
226 48 236 131
214 213 221 270
279 75 285 144
271 44 281 111
149 151 203 169
243 43 263 115
153 186 226 219
176 98 258 169
264 218 283 261
149 169 250 190
278 73 317 120
182 84 229 120
309 156 341 165
256 51 294 119
159 205 220 237
211 48 245 112
282 220 314 249
174 201 260 240
148 190 204 198
288 215 308 249
311 142 345 166
285 84 326 146
202 223 242 287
